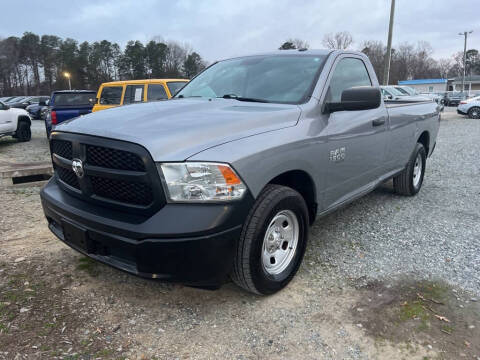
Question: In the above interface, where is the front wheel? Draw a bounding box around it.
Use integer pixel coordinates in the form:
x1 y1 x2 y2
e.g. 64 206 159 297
468 107 480 119
231 184 309 295
16 121 31 142
393 143 426 196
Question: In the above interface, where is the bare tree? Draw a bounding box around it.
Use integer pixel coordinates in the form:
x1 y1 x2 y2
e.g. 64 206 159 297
279 38 309 50
322 31 353 50
437 58 452 79
361 40 385 83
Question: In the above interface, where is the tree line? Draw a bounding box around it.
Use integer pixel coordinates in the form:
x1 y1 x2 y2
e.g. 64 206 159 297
0 32 207 96
280 32 480 86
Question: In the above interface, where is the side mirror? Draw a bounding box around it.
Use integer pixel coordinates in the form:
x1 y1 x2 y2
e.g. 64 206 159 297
325 87 381 113
39 100 47 106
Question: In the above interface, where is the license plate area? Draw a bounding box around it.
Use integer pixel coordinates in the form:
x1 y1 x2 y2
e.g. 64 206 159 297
62 220 92 253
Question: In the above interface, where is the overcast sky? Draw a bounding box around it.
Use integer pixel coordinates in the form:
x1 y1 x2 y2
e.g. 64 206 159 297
0 0 477 62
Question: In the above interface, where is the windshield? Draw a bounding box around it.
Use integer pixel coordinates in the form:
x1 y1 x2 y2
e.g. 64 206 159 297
175 54 327 104
395 87 410 95
54 93 96 106
384 86 404 96
7 96 25 103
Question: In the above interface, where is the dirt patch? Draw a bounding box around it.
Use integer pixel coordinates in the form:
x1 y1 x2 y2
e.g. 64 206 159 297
0 256 131 359
351 279 480 358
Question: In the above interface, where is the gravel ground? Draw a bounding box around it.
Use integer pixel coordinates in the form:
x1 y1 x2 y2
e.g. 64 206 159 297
0 120 49 164
0 109 479 359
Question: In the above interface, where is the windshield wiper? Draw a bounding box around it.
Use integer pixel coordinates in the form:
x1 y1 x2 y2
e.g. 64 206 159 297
220 94 270 103
176 95 203 98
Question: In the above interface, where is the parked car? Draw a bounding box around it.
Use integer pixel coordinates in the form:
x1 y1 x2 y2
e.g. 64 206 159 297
92 79 189 112
26 97 50 119
41 50 440 295
5 96 27 104
45 90 96 137
0 96 16 103
9 96 49 109
0 101 31 142
457 95 480 118
443 92 466 106
394 85 419 96
381 86 431 102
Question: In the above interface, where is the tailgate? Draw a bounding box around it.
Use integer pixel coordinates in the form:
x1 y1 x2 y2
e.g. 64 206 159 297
54 106 92 123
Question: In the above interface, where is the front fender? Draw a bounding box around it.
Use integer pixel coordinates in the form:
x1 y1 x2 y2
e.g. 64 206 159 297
188 122 327 204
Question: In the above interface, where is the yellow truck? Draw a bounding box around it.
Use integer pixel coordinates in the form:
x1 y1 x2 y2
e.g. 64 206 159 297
92 79 188 112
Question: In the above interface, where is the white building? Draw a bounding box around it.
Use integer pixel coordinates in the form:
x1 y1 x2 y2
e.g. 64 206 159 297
397 79 447 93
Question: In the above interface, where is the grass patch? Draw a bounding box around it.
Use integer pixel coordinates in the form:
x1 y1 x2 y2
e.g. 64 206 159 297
76 257 99 277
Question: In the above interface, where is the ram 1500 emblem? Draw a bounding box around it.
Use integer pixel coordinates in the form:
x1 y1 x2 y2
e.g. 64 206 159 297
330 147 346 162
72 159 84 178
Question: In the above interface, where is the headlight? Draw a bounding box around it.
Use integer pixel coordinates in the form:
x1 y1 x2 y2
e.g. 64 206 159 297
158 162 247 202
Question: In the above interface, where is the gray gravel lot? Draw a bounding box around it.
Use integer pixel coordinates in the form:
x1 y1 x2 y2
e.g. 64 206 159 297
1 109 479 359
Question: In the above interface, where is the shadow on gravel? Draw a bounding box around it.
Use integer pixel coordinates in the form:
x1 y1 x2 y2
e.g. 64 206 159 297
351 279 480 358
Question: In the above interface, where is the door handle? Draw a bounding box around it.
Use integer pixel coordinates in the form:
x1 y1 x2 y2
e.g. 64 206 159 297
372 118 385 127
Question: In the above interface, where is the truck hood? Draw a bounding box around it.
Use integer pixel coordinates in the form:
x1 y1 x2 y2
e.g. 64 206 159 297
55 98 301 161
8 107 29 117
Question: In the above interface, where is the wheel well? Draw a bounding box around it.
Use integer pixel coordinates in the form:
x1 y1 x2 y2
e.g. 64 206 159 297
417 131 430 156
268 170 317 225
17 115 31 129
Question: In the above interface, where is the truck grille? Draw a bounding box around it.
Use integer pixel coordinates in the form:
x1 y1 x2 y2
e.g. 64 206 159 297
90 176 153 206
86 145 145 171
51 139 73 160
56 166 79 189
49 133 165 214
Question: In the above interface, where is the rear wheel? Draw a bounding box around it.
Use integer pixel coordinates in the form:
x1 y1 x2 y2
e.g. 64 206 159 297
231 184 309 295
16 121 31 142
393 143 426 196
468 106 480 119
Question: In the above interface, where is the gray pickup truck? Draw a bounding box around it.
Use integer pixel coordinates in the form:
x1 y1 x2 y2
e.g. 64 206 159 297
41 49 440 295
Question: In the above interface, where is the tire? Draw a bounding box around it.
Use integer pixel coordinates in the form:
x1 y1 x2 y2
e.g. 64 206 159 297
468 106 480 119
393 143 426 196
15 121 31 142
231 184 309 295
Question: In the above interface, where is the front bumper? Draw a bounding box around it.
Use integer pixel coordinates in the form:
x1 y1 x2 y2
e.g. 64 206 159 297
41 178 254 287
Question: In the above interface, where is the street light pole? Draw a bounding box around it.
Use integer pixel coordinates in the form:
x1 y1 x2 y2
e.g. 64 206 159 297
459 31 473 94
383 0 396 85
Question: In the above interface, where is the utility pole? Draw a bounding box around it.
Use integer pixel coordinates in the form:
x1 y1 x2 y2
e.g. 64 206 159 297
459 31 473 93
383 0 395 85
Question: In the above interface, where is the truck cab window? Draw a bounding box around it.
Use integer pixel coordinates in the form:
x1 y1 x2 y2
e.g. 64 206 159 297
124 85 144 104
327 58 372 102
147 84 168 101
100 86 123 105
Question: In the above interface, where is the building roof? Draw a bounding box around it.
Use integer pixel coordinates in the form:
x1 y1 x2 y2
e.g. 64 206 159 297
451 75 480 83
398 79 447 85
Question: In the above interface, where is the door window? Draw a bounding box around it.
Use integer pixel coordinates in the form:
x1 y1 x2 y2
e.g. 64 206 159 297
166 82 187 96
147 84 168 101
326 58 372 102
124 85 144 104
100 86 123 105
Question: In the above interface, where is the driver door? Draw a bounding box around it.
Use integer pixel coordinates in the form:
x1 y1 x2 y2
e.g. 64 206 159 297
322 56 389 209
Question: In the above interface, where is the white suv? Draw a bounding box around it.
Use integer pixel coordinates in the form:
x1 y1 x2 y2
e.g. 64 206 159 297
0 101 31 142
